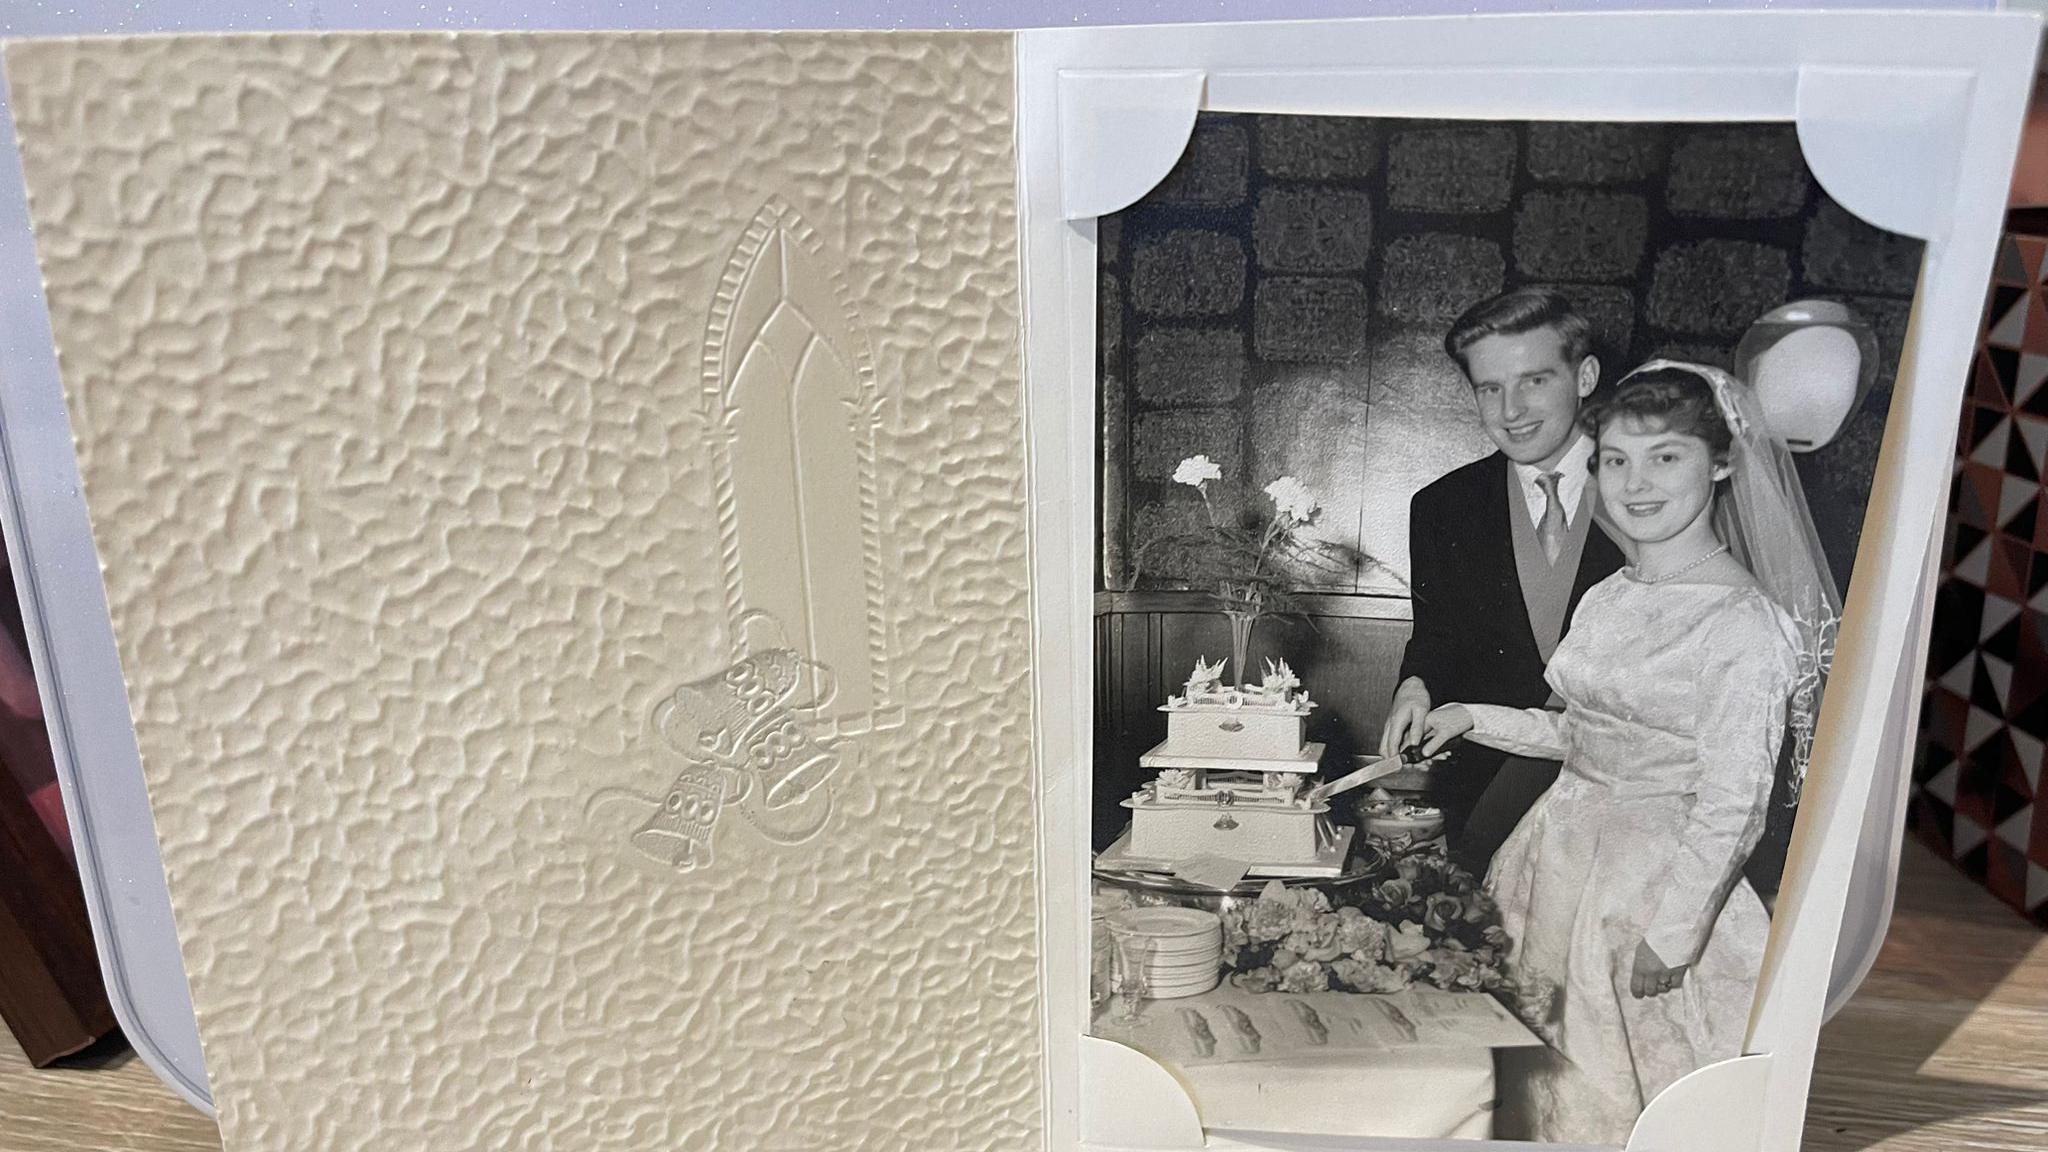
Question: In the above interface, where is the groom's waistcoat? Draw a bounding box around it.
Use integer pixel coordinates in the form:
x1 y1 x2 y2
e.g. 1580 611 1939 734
1396 451 1626 713
1507 463 1599 663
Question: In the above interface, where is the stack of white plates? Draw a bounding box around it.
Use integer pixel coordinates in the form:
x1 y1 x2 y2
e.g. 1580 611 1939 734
1103 906 1222 1000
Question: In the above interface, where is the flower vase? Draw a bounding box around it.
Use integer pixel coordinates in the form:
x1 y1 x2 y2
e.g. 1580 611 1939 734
1227 611 1258 689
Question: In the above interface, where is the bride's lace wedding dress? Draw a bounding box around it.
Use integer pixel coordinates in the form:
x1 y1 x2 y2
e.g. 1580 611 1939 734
1463 571 1799 1145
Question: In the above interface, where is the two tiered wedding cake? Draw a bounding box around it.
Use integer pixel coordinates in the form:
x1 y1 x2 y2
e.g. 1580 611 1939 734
1110 656 1355 877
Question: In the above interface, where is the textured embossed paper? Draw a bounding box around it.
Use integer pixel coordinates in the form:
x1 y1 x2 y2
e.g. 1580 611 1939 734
8 33 1039 1150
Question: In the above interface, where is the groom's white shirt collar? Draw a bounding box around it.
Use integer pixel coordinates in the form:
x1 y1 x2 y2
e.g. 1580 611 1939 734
1511 432 1594 530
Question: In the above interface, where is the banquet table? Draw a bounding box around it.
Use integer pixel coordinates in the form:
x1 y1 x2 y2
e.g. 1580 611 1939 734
1089 818 1536 1140
1089 982 1542 1140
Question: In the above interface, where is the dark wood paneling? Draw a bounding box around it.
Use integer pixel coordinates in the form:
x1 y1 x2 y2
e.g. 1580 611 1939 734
0 769 112 1065
0 557 111 1066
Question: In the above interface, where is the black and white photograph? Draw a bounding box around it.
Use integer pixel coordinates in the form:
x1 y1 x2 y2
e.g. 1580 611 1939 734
1087 114 1920 1144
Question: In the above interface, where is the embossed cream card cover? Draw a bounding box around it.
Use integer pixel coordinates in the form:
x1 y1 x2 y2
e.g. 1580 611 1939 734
7 33 1040 1150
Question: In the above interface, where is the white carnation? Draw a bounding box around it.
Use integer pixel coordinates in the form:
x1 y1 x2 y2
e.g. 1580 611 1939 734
1264 475 1318 523
1173 454 1223 488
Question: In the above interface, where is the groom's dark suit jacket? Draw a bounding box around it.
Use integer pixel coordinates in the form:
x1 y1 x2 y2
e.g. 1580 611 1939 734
1396 451 1626 854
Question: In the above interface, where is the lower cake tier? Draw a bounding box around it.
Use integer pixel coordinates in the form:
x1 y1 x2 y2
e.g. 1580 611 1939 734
1124 798 1332 864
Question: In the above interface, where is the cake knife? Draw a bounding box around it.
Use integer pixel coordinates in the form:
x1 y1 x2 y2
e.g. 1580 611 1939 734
1304 756 1405 805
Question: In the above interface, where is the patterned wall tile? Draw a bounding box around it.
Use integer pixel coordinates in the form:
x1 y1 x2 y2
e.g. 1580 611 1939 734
1915 228 2048 925
1105 114 1922 598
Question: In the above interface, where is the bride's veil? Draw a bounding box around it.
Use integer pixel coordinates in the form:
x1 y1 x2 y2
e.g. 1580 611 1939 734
1596 358 1844 799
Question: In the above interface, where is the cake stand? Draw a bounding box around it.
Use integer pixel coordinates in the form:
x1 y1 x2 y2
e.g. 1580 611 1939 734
1091 839 1389 915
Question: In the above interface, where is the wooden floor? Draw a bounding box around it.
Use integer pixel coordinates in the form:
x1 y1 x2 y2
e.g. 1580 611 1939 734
0 1027 218 1151
1807 839 2048 1151
2 839 2047 1150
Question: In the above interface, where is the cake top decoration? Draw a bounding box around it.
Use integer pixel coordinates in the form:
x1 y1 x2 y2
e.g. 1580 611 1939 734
1258 658 1301 698
1181 655 1227 701
1165 655 1313 714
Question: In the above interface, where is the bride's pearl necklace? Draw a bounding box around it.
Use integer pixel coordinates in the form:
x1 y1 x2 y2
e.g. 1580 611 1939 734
1634 544 1729 585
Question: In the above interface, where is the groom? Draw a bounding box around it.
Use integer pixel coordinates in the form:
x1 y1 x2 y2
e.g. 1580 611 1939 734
1378 288 1626 873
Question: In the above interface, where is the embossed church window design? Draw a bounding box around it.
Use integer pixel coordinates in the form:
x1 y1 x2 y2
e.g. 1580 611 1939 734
702 197 902 739
591 199 902 874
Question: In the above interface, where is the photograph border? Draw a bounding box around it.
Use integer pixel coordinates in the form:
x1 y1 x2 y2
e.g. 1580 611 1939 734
1017 12 2038 1150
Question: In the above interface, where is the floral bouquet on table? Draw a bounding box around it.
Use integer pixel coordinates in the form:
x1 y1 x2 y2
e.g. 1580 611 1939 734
1221 851 1511 996
1118 455 1383 687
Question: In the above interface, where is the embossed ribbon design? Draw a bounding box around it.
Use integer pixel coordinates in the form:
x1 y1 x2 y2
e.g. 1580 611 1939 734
596 610 851 873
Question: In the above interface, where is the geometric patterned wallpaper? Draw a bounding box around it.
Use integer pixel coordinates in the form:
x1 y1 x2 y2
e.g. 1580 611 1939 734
1100 115 1922 598
1914 228 2048 923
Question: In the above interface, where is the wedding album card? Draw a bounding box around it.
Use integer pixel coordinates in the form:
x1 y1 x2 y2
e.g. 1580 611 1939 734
1 12 2038 1152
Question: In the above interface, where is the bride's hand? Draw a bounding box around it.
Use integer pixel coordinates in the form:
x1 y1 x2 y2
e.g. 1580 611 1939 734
1418 704 1473 757
1630 940 1688 999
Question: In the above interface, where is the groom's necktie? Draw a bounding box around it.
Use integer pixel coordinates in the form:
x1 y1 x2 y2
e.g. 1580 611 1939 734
1536 472 1566 565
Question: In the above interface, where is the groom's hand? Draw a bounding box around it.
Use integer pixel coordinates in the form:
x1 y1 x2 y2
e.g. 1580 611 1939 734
1379 677 1433 760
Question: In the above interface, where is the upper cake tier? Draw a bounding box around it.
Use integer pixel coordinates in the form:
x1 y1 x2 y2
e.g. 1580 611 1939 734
1151 656 1317 765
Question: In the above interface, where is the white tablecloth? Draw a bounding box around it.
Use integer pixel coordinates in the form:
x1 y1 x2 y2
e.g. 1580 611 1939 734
1093 984 1537 1140
1185 1047 1495 1139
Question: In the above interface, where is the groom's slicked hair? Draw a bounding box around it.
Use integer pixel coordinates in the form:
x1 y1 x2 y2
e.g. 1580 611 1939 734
1443 288 1594 376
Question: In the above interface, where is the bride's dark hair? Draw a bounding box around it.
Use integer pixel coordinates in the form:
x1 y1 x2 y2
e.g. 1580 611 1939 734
1579 366 1734 463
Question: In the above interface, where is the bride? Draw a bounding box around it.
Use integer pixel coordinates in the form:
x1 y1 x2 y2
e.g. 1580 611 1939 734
1418 360 1837 1144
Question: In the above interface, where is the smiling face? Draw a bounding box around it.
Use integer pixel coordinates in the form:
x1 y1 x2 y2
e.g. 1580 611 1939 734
1460 327 1600 470
1595 417 1731 546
